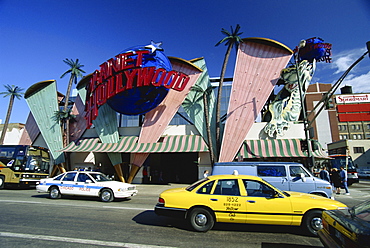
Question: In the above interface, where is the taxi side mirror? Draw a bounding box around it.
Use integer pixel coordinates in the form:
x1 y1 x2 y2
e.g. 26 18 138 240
263 189 279 198
272 190 280 198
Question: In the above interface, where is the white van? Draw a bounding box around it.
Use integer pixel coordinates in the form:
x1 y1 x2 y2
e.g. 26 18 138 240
212 162 333 199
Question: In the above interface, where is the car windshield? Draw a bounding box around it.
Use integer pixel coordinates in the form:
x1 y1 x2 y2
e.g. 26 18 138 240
186 178 209 191
89 173 111 182
350 200 370 222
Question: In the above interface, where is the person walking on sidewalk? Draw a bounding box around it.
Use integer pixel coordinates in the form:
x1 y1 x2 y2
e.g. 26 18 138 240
319 166 330 182
340 166 350 195
330 168 341 194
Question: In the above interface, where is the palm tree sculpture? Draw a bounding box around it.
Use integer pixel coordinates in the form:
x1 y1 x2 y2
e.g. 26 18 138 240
185 85 215 166
0 85 24 145
60 58 85 146
215 24 243 160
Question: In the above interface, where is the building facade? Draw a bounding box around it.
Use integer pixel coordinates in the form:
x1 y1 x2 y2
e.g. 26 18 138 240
18 38 337 184
305 83 370 170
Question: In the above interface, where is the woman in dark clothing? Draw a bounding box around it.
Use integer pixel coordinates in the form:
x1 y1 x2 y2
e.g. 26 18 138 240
330 168 341 194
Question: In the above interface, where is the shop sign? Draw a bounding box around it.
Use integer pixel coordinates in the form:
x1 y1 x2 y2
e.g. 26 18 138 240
85 41 190 128
336 94 370 104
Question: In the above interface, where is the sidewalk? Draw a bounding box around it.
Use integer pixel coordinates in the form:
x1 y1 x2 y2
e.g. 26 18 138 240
134 180 370 200
135 183 190 196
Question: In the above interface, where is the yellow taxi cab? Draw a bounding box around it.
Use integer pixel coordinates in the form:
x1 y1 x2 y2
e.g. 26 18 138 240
155 172 347 235
318 199 370 248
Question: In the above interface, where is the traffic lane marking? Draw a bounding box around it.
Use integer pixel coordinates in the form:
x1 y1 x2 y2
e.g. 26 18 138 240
0 199 150 211
0 231 176 248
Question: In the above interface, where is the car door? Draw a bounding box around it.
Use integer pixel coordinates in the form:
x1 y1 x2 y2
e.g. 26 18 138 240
288 165 316 193
206 179 246 223
242 179 293 225
72 172 93 196
59 172 77 195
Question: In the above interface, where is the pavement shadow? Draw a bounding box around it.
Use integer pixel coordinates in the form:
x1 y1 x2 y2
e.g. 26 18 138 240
133 210 310 237
261 243 322 248
31 193 132 202
132 210 190 230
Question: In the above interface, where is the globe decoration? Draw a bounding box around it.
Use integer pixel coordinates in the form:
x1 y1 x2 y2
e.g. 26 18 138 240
106 42 172 115
298 37 331 62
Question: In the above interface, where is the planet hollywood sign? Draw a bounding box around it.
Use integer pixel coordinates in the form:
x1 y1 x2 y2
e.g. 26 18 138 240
85 42 190 128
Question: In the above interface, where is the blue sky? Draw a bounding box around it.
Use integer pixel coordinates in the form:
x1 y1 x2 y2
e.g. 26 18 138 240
0 0 369 124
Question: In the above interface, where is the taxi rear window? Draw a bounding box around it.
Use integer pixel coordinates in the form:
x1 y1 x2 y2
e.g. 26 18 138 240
197 180 215 194
186 178 209 191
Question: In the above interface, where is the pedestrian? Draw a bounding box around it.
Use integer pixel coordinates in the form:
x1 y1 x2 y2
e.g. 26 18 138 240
319 166 330 182
330 168 341 194
203 170 209 178
340 166 350 195
142 166 149 184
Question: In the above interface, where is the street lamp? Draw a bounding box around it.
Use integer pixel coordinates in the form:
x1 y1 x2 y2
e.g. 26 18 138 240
306 41 370 129
294 40 315 168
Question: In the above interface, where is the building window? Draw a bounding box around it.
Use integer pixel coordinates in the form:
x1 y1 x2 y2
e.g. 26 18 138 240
338 125 347 131
367 124 370 130
339 134 348 140
353 147 365 153
366 133 370 139
353 134 362 139
351 124 360 130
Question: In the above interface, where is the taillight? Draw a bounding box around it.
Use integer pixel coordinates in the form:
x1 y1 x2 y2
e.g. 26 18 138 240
322 217 328 230
158 197 165 204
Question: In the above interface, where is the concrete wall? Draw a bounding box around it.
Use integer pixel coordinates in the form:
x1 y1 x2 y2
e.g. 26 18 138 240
0 123 25 145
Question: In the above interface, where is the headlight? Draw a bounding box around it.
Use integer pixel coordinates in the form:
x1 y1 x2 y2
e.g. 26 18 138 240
337 207 348 210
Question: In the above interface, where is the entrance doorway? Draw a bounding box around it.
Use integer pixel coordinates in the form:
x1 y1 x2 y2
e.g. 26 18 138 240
148 153 198 184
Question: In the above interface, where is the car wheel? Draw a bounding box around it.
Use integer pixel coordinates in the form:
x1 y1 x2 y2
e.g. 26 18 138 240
188 208 214 232
49 186 61 199
100 189 114 202
0 175 5 189
302 210 323 236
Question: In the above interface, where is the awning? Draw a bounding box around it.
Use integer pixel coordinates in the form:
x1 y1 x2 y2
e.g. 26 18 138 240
237 139 329 159
60 135 209 153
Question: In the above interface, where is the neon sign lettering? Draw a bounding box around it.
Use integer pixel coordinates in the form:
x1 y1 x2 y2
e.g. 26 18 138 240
85 49 190 128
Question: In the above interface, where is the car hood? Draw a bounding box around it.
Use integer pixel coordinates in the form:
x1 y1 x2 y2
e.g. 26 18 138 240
325 208 370 235
286 191 347 208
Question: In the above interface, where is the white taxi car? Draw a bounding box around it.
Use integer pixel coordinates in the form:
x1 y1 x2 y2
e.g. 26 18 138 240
36 171 138 202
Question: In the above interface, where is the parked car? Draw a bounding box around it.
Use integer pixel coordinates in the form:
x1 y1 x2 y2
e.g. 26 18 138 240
36 171 138 202
212 162 333 198
155 172 347 235
318 199 370 248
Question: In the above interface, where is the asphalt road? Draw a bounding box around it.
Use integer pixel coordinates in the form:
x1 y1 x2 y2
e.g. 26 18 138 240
0 180 369 248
